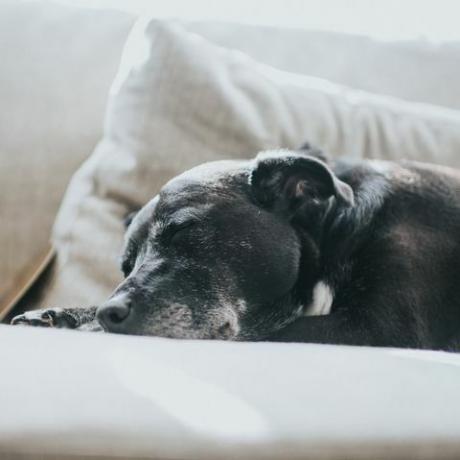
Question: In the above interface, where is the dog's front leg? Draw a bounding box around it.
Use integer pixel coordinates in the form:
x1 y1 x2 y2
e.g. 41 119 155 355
11 306 101 331
268 312 378 346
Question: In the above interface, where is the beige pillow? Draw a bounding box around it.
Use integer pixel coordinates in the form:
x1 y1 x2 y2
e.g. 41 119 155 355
42 19 460 307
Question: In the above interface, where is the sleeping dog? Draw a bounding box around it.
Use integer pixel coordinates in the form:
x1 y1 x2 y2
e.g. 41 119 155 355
12 147 460 351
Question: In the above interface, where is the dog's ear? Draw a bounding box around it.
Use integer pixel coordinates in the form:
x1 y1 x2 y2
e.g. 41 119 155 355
250 151 354 214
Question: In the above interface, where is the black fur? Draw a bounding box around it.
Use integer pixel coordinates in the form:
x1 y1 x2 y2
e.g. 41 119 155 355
13 148 460 350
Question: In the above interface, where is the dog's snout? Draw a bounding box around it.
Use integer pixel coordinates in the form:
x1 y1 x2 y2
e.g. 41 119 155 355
97 295 131 331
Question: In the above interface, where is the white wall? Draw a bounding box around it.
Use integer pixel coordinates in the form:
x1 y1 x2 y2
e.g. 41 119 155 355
47 0 460 41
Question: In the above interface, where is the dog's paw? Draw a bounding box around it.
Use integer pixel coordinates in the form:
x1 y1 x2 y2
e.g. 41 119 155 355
11 308 77 329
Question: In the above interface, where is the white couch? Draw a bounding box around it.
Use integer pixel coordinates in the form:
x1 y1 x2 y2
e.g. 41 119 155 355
3 325 460 460
2 1 460 458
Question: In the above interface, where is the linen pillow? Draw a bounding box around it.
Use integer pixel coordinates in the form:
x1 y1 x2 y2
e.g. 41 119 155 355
41 18 460 307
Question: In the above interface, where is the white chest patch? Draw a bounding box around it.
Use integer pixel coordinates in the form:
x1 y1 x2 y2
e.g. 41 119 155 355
303 281 334 316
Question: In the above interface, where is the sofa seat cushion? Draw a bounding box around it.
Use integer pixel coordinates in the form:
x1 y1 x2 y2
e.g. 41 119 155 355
2 325 460 459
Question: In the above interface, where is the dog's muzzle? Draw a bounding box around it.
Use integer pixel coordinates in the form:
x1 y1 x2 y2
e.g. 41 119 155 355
96 293 131 332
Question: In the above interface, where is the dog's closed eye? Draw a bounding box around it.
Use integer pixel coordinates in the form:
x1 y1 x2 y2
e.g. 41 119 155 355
121 257 135 278
163 221 197 245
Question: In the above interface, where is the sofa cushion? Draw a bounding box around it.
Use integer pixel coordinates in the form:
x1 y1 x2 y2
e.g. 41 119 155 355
189 21 460 110
38 19 460 308
2 325 460 459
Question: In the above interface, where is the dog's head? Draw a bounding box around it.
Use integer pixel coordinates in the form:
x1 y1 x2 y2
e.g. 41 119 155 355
96 149 354 340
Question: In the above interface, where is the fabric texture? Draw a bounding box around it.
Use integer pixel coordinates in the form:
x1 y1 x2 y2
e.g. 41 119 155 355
42 18 460 308
2 325 460 459
188 21 460 111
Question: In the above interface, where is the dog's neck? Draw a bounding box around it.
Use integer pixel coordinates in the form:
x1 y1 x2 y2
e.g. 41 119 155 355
319 163 391 286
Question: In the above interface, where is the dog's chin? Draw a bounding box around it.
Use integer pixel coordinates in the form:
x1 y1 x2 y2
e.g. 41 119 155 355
96 320 241 341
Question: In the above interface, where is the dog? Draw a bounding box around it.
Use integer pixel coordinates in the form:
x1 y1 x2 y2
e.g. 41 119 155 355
12 146 460 350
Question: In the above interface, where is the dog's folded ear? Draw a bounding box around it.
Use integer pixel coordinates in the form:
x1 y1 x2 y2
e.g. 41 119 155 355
250 150 354 214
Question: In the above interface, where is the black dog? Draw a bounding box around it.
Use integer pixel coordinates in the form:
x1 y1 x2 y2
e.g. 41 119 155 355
12 147 460 351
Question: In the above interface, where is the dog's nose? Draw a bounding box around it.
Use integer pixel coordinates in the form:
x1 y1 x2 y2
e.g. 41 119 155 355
96 295 131 331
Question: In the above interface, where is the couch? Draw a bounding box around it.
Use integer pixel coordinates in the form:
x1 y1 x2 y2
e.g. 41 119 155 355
2 1 460 458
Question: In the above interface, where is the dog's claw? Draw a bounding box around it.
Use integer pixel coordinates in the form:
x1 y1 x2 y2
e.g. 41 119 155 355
11 308 77 328
11 309 56 327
